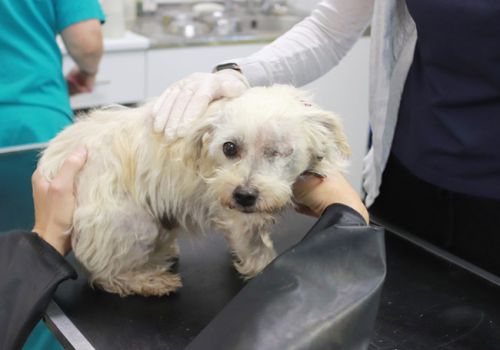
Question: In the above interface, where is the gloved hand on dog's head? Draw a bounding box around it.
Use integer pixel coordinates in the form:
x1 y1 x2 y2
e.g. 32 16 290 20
152 70 249 140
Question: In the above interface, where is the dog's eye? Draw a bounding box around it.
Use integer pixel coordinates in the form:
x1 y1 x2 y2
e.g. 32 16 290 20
222 142 238 158
264 149 280 158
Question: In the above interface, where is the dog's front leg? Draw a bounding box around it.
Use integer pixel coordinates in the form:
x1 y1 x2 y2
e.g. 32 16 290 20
222 224 277 278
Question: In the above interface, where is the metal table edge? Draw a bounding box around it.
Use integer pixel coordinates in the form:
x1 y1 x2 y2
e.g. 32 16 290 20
44 301 95 350
371 215 500 288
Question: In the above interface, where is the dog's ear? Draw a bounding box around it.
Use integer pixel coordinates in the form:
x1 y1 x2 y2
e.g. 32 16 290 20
182 114 216 169
302 108 351 172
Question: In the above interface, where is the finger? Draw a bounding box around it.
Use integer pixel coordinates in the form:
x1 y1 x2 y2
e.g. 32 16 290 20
178 76 219 121
32 167 50 197
152 87 173 132
181 93 211 124
215 70 249 98
292 174 322 192
152 86 171 117
292 202 319 218
153 88 180 133
66 75 78 85
218 79 248 98
50 146 88 194
83 79 94 93
67 80 78 95
173 78 218 136
166 89 195 139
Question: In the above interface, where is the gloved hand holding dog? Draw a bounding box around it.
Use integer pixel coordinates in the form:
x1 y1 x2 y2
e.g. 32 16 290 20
152 69 249 139
293 170 369 224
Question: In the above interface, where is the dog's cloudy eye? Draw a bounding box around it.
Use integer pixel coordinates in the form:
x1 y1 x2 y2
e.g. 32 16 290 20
264 147 293 158
223 142 238 158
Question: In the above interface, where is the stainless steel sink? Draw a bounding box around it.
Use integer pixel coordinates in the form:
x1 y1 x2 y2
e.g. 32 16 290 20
163 10 303 38
132 3 307 47
164 13 212 38
232 14 302 32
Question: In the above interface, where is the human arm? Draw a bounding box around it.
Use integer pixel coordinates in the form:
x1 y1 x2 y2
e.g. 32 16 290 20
56 0 105 95
0 147 87 349
61 19 103 95
152 0 374 138
0 232 76 350
234 0 374 87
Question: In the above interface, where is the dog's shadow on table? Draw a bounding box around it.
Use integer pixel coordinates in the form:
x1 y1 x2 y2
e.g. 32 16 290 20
52 210 315 348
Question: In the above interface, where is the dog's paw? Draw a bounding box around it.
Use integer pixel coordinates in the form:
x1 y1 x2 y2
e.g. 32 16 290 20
133 271 182 297
96 267 182 297
234 249 277 279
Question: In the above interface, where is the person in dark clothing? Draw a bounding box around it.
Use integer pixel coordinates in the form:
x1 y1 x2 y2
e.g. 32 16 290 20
0 143 378 349
0 146 87 350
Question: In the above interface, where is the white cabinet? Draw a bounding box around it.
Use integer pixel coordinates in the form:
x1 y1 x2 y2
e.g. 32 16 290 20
146 44 265 96
63 51 147 109
61 32 149 109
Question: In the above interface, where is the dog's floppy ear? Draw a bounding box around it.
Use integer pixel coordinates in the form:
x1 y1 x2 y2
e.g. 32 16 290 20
182 115 215 168
302 107 351 172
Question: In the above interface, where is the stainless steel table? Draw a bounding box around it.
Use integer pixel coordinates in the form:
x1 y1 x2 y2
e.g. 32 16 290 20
44 215 500 350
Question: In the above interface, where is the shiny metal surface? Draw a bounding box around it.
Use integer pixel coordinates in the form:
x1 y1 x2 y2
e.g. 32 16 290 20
132 3 307 48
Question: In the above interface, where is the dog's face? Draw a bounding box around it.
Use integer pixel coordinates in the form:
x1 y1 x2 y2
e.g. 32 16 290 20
184 85 350 216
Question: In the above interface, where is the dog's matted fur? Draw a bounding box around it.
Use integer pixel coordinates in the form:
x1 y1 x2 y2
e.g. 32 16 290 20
39 85 350 297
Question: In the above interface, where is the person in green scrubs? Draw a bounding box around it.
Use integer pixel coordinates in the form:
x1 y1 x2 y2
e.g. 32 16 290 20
0 0 105 147
0 1 105 349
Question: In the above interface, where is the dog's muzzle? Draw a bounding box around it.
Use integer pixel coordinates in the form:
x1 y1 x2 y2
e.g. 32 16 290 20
232 185 259 211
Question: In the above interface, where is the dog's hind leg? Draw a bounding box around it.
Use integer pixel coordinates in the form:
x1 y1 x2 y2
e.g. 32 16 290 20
148 228 180 264
96 231 183 297
73 200 181 297
221 224 277 278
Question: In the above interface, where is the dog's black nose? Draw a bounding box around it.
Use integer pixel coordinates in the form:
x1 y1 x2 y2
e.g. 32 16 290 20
233 186 259 207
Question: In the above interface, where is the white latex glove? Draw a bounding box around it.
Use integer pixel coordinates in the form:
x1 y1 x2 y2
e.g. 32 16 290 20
152 69 249 139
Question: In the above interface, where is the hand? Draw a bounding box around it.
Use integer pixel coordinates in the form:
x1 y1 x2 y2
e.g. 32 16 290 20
152 69 249 139
293 169 369 224
32 147 88 255
66 67 96 96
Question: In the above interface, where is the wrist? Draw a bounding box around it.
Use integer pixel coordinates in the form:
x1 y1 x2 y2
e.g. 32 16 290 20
34 228 70 256
79 67 98 77
43 236 67 256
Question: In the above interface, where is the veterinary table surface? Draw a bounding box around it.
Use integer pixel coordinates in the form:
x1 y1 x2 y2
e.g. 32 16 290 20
44 214 500 350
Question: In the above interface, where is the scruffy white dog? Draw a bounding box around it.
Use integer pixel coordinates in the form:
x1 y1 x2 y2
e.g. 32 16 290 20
39 85 350 297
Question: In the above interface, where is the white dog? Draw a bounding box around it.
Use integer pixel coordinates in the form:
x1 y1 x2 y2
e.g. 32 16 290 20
39 85 350 297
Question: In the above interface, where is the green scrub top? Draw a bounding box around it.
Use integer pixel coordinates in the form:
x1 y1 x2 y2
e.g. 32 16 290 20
0 0 105 147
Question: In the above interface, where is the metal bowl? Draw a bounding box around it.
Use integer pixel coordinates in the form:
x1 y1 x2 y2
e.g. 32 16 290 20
164 13 211 38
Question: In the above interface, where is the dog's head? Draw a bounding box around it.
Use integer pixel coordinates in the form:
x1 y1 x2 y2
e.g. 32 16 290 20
183 85 350 215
